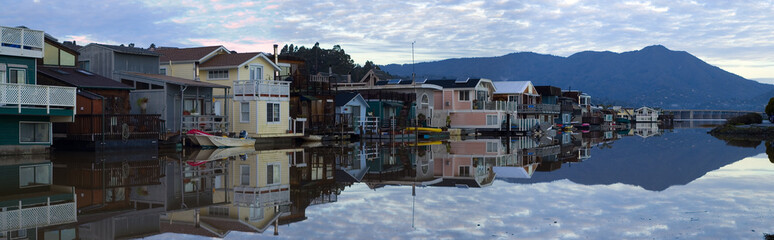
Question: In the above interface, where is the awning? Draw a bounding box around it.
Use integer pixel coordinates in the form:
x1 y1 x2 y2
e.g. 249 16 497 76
301 95 319 101
382 101 403 108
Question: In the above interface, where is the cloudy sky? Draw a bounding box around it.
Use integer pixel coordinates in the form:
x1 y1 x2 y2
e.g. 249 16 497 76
4 0 774 83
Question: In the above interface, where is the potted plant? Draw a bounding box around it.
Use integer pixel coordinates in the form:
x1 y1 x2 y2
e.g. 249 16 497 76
190 106 199 116
136 97 148 114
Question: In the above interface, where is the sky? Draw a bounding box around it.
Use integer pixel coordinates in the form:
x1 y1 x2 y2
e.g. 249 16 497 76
3 0 774 84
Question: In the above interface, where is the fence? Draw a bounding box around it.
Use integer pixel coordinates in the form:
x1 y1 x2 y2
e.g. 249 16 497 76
233 185 291 207
0 83 76 113
182 115 228 133
0 198 77 232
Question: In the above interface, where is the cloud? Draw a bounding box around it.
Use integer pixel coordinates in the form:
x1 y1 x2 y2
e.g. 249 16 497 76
3 0 774 79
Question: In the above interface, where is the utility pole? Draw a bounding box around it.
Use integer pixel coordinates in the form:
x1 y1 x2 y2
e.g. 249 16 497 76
412 41 417 143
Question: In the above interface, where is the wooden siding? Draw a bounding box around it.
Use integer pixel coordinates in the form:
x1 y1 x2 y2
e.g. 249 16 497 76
0 115 50 145
77 45 115 81
114 52 160 75
0 55 36 84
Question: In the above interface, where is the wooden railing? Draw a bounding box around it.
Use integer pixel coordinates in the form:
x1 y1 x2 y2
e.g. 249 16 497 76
62 114 161 141
0 26 44 58
182 115 228 133
517 104 560 114
0 83 76 113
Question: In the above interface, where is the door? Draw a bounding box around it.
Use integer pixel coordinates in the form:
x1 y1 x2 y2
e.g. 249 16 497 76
351 105 361 130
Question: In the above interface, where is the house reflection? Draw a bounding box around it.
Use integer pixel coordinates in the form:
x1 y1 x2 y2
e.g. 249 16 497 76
0 154 77 239
281 147 350 225
160 148 297 237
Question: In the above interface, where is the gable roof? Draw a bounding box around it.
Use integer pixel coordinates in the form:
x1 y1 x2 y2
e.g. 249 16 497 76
335 92 367 107
88 43 161 56
154 46 227 62
424 78 483 89
38 66 133 89
493 81 537 95
199 52 281 71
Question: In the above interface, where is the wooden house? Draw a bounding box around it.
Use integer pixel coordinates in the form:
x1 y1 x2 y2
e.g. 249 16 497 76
0 26 76 155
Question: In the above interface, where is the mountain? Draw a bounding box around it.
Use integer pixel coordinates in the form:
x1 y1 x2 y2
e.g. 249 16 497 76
381 45 774 110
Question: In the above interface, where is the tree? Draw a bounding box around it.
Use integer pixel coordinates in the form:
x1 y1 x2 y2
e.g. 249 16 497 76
766 97 774 120
149 43 156 49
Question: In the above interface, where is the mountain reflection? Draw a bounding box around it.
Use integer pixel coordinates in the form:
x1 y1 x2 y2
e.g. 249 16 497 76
3 125 770 238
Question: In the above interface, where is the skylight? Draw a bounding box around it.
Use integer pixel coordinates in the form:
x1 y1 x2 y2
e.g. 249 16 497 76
387 79 402 85
76 69 94 76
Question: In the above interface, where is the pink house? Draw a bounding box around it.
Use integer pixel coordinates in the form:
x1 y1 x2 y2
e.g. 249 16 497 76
426 78 513 129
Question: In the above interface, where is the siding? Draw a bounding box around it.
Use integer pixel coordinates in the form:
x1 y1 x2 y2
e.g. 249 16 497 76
167 62 196 80
114 52 159 75
0 55 36 84
0 115 50 145
78 46 114 81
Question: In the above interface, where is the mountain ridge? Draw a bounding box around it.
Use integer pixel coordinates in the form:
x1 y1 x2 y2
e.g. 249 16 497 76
381 45 773 110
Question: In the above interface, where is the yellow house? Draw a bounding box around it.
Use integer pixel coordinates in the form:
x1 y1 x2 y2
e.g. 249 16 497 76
199 52 301 138
161 148 297 236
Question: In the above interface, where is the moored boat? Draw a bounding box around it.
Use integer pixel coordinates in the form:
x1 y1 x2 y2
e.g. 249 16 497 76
186 129 255 148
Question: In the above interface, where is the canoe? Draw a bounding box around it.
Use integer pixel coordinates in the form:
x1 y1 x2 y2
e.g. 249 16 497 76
405 127 443 132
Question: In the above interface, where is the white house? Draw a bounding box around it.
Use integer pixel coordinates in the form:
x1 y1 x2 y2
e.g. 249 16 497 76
635 107 660 122
335 92 369 132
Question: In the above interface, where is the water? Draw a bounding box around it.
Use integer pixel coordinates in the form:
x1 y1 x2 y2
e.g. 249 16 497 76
3 128 774 239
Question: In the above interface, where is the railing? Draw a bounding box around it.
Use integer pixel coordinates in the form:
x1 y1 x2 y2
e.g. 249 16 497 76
473 101 518 111
517 104 560 114
233 80 290 101
0 26 44 58
0 83 76 113
182 115 228 133
62 114 161 141
0 195 77 232
233 185 291 207
360 117 380 134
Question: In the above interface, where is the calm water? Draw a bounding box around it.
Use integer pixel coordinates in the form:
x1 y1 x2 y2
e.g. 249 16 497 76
5 128 774 239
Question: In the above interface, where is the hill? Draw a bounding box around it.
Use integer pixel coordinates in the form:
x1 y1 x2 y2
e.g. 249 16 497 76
381 45 774 110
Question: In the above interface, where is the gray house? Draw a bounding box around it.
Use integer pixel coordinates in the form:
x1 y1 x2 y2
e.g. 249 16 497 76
78 44 229 134
77 43 161 81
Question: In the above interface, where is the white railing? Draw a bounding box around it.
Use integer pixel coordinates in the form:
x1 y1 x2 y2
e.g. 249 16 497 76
0 26 44 58
517 104 560 114
233 185 291 207
0 201 77 232
473 101 518 111
0 83 76 113
182 115 229 133
233 80 290 101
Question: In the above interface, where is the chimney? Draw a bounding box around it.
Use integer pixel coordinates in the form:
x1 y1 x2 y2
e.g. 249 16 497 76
273 44 279 79
328 65 332 75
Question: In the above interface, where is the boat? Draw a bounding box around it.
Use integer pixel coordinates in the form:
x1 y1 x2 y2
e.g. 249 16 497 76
405 127 443 132
615 118 631 124
186 129 255 148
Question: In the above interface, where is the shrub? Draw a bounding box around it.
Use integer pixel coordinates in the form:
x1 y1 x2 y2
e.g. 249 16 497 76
766 97 774 116
726 113 763 125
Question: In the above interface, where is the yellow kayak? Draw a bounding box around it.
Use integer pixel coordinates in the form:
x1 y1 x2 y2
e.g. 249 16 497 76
405 127 443 132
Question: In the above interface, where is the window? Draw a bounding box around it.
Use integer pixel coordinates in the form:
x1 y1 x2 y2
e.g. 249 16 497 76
9 68 25 84
459 166 470 177
267 163 281 185
266 103 280 123
562 114 571 124
486 142 499 152
19 122 50 143
208 70 229 79
78 60 91 71
159 67 167 75
0 69 5 83
486 115 498 125
240 102 250 122
240 165 250 185
459 90 470 101
249 65 263 80
249 204 264 221
20 164 51 187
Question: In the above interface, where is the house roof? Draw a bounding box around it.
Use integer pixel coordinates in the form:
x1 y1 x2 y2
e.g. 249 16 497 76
124 72 229 88
38 66 133 89
90 43 161 56
77 89 103 100
199 52 281 71
424 78 483 89
335 92 364 107
154 46 225 62
493 81 536 95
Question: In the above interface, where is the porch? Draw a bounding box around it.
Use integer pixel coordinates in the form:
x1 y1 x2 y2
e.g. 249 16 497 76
234 80 290 101
182 115 229 133
55 114 162 141
233 185 291 207
0 26 44 58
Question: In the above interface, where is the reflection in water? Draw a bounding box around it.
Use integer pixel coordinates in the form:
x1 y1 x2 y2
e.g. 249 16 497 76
4 125 774 239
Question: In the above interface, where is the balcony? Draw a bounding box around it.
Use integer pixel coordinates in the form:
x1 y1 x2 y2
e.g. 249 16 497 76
233 80 290 101
0 186 77 232
517 104 560 114
0 26 44 58
0 83 76 114
233 185 291 207
472 101 518 111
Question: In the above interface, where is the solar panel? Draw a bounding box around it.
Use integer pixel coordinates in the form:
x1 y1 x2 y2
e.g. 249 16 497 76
415 78 427 84
455 77 469 84
76 69 94 75
387 79 402 85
